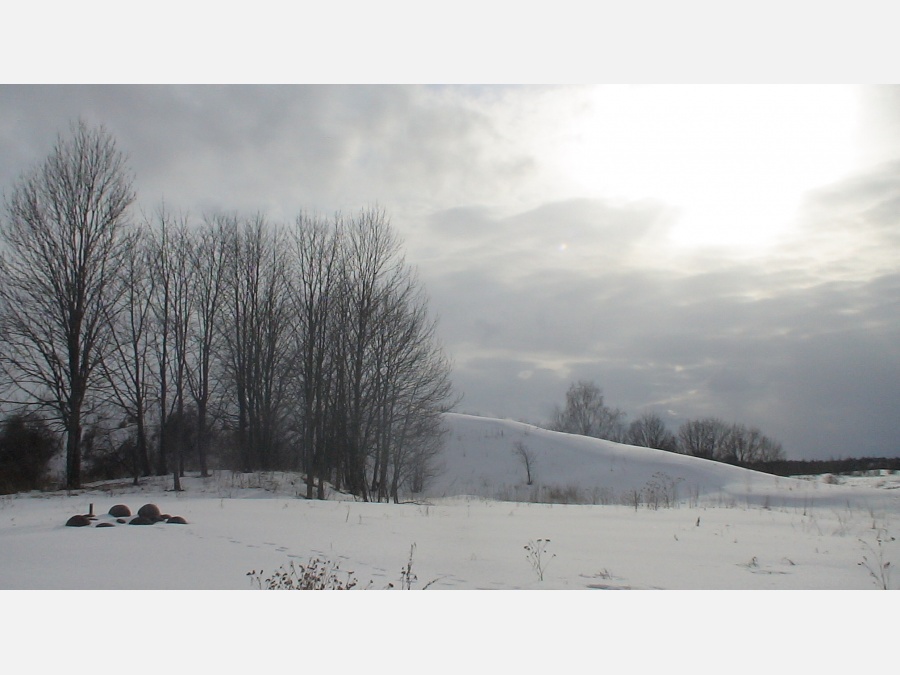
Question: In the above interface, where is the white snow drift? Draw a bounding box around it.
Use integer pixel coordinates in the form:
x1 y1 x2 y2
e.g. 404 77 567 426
1 413 898 590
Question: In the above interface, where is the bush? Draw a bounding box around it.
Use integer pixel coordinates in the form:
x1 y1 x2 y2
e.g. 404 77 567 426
0 414 58 494
248 547 440 589
247 558 361 590
524 539 555 581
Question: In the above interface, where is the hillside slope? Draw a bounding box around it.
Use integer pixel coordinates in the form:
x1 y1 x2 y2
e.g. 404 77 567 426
426 413 894 510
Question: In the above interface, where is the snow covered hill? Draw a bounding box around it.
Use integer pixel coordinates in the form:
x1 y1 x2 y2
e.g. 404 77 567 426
1 411 899 594
429 413 900 511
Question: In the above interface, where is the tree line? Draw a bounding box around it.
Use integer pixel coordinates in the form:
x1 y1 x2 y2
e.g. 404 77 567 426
0 121 454 501
550 380 786 467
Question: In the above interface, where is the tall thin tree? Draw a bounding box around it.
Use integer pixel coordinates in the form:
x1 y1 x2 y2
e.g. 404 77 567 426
185 214 230 477
220 215 294 472
0 121 135 489
100 228 156 483
290 212 342 498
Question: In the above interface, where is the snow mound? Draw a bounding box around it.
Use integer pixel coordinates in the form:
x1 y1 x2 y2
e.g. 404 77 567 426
427 413 893 510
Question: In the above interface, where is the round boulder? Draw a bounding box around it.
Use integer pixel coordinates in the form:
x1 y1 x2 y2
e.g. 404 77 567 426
137 503 161 520
108 504 131 518
166 516 188 525
129 516 154 525
65 514 91 527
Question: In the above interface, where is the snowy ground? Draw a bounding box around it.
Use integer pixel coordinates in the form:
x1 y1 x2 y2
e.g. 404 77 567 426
2 475 898 591
3 413 899 591
2 413 897 670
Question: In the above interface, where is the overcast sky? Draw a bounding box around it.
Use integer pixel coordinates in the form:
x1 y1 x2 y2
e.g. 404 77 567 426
1 84 899 460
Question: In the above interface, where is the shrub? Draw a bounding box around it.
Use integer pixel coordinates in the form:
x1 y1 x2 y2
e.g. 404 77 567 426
545 483 581 504
248 547 440 590
644 472 682 510
859 528 895 590
248 558 361 590
387 543 440 589
524 538 555 581
0 414 58 494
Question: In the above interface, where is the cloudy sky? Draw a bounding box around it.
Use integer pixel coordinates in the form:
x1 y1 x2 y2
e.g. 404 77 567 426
1 84 899 460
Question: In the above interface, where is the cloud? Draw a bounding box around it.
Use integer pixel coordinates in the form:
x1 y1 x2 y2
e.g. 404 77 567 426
421 188 900 459
0 85 543 222
2 84 899 461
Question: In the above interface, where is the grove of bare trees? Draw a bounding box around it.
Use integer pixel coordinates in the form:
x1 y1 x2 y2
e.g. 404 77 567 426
550 380 785 468
677 418 784 464
627 412 678 453
0 122 455 501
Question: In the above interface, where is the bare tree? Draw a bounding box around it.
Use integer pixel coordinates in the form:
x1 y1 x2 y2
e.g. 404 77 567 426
168 221 196 488
392 406 447 499
286 208 455 502
551 380 626 442
332 207 405 499
146 206 194 490
627 412 678 452
100 228 156 483
323 207 457 502
719 423 785 465
184 214 230 477
147 207 173 476
719 423 753 464
756 434 785 463
677 417 729 460
380 275 455 502
0 121 134 489
290 212 342 498
369 268 426 500
676 418 784 465
219 215 295 472
512 440 537 485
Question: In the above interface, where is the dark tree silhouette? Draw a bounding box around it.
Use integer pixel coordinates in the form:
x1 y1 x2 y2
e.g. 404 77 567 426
0 121 134 489
551 380 626 442
627 412 678 452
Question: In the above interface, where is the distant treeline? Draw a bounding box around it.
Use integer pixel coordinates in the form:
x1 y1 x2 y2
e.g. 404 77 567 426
549 381 900 478
746 457 900 477
550 380 785 464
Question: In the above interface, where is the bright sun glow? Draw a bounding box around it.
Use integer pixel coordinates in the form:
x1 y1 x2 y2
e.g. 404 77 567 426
554 85 861 251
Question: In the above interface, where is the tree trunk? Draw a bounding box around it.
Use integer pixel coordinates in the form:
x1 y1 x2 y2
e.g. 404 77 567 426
65 416 82 490
197 400 209 478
